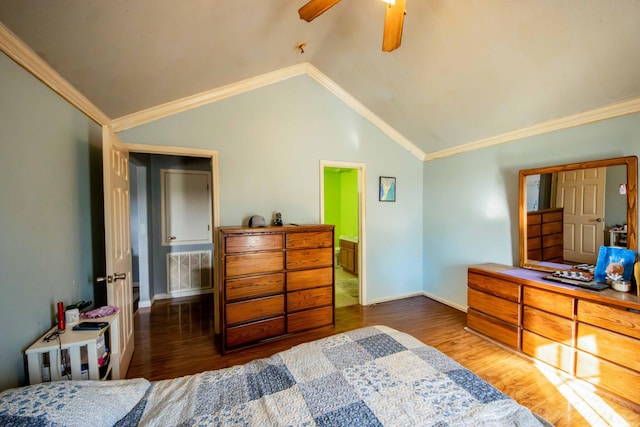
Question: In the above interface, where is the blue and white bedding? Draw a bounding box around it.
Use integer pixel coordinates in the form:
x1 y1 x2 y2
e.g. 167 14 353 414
1 325 550 426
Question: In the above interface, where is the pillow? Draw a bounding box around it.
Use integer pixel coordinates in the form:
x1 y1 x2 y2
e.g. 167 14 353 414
0 378 150 427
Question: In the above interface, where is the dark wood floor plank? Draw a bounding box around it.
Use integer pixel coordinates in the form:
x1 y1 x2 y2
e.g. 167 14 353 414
126 294 640 426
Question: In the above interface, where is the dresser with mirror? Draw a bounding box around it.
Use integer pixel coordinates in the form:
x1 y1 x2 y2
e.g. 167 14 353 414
467 156 640 406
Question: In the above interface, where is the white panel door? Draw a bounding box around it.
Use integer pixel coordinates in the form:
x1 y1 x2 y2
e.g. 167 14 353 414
556 167 606 263
102 125 134 379
162 170 212 245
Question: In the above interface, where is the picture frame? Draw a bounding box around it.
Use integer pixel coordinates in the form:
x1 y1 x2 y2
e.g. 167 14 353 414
379 176 396 202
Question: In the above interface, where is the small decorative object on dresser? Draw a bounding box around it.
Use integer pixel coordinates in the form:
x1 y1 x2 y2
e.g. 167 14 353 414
219 224 335 353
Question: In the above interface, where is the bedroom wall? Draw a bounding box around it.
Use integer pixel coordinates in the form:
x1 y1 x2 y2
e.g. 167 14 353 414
423 112 640 310
0 53 101 390
119 74 424 304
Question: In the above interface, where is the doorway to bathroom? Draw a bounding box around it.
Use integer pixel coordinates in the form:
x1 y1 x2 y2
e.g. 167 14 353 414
320 161 366 307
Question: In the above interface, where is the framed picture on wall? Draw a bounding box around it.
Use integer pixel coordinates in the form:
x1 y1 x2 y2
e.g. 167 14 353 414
379 176 396 202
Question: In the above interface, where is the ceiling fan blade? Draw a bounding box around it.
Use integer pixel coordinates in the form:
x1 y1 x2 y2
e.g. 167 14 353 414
298 0 342 22
382 0 406 52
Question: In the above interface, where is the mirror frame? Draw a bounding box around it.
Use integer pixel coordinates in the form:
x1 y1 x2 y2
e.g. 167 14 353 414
519 156 638 271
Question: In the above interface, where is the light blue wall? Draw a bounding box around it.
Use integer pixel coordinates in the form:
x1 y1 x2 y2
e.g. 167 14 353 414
0 53 101 390
423 113 640 310
119 75 424 303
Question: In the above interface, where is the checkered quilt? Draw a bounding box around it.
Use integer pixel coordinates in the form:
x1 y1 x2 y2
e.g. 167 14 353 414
124 325 548 426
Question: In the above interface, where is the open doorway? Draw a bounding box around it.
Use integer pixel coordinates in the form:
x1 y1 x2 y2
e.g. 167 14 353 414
320 161 366 306
125 143 220 331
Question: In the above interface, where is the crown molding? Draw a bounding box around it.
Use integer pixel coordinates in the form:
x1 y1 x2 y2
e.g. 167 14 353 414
0 22 110 125
111 62 425 161
111 63 309 132
423 97 640 161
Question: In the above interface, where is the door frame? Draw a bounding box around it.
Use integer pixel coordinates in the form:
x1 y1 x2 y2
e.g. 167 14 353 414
124 143 221 332
320 160 366 305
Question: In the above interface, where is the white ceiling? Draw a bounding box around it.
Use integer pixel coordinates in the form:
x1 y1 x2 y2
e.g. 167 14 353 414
1 0 639 157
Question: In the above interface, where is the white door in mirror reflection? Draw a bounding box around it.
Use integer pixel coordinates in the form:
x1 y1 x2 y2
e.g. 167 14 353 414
556 167 605 264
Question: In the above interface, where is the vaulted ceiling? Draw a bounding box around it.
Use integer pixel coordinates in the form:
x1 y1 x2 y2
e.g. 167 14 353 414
1 0 639 158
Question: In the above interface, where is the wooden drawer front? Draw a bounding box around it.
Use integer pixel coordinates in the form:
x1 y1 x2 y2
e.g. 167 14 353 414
226 252 283 277
225 234 282 254
523 306 572 345
576 351 640 405
226 295 284 325
286 231 333 249
287 306 333 333
527 237 541 251
287 267 333 292
542 233 562 248
226 317 285 348
340 239 356 250
577 323 640 372
522 330 573 374
527 224 541 236
225 273 284 301
541 221 562 235
542 210 563 223
577 300 640 339
543 245 563 260
468 288 519 324
523 287 574 318
467 309 519 348
288 287 333 312
286 248 333 270
468 272 520 302
528 249 542 260
528 213 541 225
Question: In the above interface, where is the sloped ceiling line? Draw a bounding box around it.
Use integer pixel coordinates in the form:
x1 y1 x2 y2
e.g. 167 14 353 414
110 62 427 161
0 22 110 125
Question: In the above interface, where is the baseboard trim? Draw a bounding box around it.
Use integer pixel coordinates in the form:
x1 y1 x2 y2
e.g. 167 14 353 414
365 292 425 306
421 291 467 313
155 288 214 300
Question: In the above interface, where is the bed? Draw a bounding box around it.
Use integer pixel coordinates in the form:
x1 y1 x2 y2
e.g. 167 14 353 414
0 325 550 426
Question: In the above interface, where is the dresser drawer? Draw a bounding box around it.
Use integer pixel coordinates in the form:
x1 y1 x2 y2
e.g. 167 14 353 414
468 288 519 324
225 252 284 277
225 273 284 301
576 351 640 405
224 233 283 253
541 221 562 235
522 330 573 374
528 237 541 251
577 323 640 372
287 305 333 333
226 295 284 325
286 248 333 270
225 317 285 348
468 271 520 302
523 306 572 344
542 210 563 223
286 231 333 249
288 286 333 313
467 308 519 349
287 267 333 291
523 287 574 318
577 300 640 339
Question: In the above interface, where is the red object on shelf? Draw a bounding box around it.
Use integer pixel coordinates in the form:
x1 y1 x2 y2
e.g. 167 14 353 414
57 302 65 331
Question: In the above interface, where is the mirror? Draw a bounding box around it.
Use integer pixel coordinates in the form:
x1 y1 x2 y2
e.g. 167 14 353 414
519 156 638 271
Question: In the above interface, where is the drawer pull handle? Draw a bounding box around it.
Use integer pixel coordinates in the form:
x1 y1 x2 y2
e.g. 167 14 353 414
628 308 640 314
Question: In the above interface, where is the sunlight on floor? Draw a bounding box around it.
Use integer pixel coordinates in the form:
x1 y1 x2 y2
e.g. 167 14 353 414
534 361 629 427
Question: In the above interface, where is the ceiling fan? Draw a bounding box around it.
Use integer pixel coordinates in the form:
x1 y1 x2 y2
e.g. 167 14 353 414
298 0 407 52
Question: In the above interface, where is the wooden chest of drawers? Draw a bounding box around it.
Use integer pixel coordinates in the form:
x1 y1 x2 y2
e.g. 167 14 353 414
220 225 335 353
467 263 640 407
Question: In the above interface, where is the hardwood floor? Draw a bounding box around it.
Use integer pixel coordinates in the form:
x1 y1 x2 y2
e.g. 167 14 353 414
126 294 640 427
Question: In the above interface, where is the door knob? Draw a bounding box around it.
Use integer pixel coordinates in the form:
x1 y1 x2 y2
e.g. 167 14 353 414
96 273 126 284
596 218 604 222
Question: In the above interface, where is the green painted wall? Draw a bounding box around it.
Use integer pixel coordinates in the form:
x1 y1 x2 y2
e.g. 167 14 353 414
324 168 358 247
